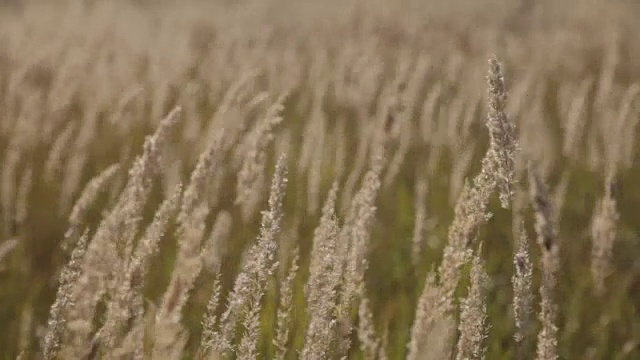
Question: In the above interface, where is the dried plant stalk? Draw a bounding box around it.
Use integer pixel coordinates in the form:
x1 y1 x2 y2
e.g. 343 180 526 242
62 164 120 250
199 274 223 358
235 94 287 222
99 185 182 353
63 107 181 357
219 155 288 356
411 175 429 266
512 223 533 346
42 230 90 360
529 167 559 360
438 55 517 318
408 272 452 360
456 251 489 360
301 183 342 360
335 151 384 357
358 291 380 359
274 247 299 359
591 176 619 295
486 56 517 209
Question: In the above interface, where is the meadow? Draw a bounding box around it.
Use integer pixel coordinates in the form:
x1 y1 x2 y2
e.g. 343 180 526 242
0 0 639 359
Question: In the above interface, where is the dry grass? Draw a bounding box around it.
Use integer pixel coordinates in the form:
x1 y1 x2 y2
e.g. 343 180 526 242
1 0 640 359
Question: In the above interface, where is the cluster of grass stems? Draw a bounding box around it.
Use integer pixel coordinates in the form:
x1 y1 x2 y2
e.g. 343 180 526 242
1 1 640 359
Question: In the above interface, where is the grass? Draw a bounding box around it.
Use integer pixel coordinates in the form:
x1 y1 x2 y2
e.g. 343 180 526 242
0 0 639 359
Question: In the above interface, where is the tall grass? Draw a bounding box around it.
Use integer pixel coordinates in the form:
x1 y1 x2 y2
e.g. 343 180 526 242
1 0 640 359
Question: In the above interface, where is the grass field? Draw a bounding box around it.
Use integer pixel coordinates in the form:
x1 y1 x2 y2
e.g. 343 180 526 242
0 0 639 359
